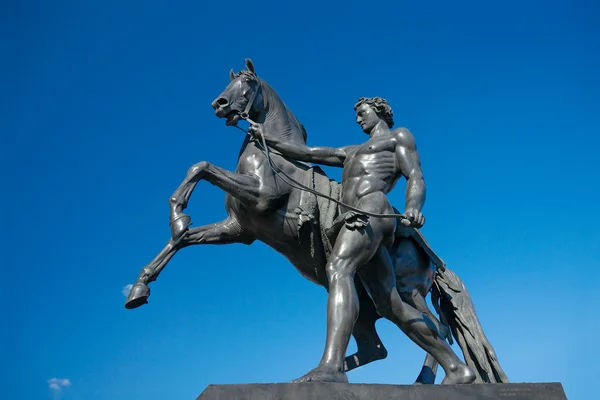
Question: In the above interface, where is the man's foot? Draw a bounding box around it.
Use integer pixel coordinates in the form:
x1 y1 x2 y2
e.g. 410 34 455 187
441 363 476 384
170 213 191 241
292 364 348 383
125 283 150 309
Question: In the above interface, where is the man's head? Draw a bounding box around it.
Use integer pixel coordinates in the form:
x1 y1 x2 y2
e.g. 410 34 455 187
353 97 394 133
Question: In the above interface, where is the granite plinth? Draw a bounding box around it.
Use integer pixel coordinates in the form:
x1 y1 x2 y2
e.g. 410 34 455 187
197 382 567 400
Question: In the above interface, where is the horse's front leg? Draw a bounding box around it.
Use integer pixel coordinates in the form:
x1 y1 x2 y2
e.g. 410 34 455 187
169 161 267 240
125 216 254 309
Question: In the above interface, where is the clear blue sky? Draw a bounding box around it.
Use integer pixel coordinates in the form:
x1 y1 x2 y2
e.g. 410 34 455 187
4 1 599 399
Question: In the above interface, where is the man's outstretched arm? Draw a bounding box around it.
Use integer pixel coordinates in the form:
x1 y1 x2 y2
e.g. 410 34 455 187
393 127 426 226
249 123 348 167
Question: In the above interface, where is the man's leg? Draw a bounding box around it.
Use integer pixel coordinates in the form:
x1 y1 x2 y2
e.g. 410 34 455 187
359 246 476 384
293 225 381 383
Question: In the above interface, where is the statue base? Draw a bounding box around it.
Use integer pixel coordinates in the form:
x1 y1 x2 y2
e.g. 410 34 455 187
197 382 568 400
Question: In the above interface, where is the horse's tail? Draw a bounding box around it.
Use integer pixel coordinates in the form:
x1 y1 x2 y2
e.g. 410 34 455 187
432 266 509 383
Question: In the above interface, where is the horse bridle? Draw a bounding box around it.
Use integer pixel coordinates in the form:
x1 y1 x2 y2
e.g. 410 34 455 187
239 77 261 121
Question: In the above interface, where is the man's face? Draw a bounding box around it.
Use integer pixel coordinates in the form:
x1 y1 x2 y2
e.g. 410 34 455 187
355 103 380 134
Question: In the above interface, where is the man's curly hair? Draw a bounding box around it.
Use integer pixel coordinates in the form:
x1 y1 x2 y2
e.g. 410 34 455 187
353 97 394 128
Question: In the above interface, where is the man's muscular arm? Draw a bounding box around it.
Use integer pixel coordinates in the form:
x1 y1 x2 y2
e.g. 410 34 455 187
393 127 426 227
248 123 348 167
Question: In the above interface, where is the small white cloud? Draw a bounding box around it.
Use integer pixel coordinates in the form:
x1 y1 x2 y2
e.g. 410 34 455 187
122 284 133 297
48 378 71 391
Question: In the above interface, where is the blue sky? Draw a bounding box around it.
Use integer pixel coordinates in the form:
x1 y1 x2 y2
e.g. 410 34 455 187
3 1 599 399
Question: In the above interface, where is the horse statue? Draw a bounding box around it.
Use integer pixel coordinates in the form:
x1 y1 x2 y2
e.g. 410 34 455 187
125 59 507 385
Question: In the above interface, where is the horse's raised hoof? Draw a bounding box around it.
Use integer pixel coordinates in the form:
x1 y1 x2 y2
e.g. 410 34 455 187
292 365 348 383
441 364 476 385
125 283 150 309
170 213 192 242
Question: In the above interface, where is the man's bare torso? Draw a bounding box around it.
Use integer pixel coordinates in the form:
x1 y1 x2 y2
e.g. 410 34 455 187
341 133 401 207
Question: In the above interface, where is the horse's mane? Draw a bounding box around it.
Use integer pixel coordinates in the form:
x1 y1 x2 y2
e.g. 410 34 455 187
236 70 307 143
262 78 307 143
233 70 256 80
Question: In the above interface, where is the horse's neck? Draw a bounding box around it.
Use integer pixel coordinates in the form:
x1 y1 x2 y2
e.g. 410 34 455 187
237 81 305 159
259 83 305 145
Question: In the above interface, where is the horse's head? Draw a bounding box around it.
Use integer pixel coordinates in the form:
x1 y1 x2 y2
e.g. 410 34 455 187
212 59 261 127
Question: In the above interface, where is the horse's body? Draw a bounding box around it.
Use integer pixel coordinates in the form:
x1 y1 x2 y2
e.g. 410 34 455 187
125 59 507 385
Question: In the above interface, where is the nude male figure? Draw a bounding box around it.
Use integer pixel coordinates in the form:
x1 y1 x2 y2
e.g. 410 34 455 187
249 97 475 384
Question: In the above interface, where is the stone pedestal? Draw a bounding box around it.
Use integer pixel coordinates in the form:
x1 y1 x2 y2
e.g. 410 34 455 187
197 382 567 400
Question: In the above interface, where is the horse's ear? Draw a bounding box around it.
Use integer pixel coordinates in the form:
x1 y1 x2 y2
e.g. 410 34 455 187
229 69 235 81
245 58 255 75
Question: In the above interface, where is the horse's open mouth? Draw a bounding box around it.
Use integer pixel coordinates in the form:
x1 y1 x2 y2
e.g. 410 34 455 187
225 111 241 126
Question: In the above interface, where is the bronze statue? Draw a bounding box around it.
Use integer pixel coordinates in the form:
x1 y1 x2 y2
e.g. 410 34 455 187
125 59 507 385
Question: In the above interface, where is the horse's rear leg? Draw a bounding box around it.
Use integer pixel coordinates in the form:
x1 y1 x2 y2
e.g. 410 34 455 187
344 281 387 372
169 161 268 240
125 217 252 309
400 289 449 384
